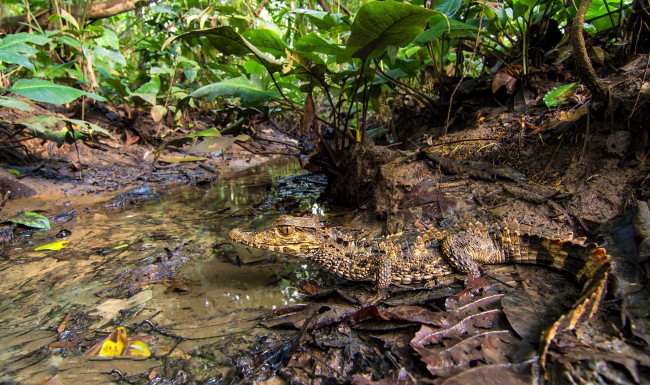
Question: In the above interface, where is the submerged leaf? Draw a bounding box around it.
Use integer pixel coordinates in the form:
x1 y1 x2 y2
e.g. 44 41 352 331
9 211 50 230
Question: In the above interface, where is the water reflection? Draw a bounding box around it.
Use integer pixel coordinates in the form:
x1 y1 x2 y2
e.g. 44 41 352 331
0 158 322 384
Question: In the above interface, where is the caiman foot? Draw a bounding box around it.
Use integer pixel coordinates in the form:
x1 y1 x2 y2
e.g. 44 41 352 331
361 287 391 306
449 275 491 303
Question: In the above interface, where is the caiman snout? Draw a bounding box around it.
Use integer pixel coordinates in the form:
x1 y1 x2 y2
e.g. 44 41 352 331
228 228 245 241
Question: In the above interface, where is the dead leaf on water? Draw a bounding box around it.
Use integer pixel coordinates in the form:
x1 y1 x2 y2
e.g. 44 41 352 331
156 155 208 163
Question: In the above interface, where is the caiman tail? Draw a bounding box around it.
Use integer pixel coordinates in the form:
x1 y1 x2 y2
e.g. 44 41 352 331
456 220 611 368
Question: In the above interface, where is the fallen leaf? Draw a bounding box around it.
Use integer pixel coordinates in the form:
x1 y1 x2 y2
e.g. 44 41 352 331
9 211 50 230
156 155 208 163
57 313 72 334
125 340 151 357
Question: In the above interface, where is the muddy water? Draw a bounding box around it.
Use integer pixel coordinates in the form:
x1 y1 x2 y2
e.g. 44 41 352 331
0 159 323 384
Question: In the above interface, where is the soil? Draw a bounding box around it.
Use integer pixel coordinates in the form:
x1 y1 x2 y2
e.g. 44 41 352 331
0 101 301 200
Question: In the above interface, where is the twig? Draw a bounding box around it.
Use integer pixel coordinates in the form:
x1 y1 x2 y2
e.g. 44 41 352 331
235 141 300 157
580 110 590 163
0 191 10 213
427 137 497 148
628 50 650 123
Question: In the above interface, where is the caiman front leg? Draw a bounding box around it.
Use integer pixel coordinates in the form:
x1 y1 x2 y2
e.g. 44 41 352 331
365 252 392 306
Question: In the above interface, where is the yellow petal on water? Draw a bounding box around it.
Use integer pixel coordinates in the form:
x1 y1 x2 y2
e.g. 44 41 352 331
98 340 118 357
98 327 128 357
125 340 151 357
34 241 70 251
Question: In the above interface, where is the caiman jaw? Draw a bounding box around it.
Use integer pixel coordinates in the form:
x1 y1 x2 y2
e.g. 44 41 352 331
229 215 323 257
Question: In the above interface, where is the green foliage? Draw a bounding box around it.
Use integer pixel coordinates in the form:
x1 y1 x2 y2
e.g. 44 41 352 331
342 2 436 60
0 0 634 155
7 79 105 104
543 83 579 107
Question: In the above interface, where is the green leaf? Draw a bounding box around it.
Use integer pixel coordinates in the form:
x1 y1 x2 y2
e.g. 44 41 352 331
16 116 114 145
434 0 463 16
8 169 20 175
0 49 35 71
93 46 126 66
190 76 278 106
342 1 437 60
35 240 70 251
0 95 31 111
415 15 478 44
292 8 347 32
55 36 82 49
295 33 344 57
543 83 578 107
9 212 50 230
242 29 288 58
0 33 49 52
131 76 160 105
104 78 130 98
8 79 106 104
163 26 282 73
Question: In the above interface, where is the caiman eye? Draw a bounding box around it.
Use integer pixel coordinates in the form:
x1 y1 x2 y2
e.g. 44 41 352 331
277 225 294 236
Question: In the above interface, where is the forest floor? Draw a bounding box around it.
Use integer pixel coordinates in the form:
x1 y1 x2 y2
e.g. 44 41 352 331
1 60 650 383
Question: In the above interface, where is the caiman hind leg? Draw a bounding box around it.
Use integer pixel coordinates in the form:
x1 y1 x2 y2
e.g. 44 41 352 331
440 231 499 287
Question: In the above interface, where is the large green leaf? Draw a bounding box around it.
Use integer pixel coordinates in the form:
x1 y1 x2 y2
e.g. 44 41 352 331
8 79 106 104
342 1 436 61
16 115 114 145
163 26 282 73
190 76 278 106
415 15 478 44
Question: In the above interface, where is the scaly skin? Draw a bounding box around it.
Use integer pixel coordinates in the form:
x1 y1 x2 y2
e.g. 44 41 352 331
229 215 609 289
229 214 611 367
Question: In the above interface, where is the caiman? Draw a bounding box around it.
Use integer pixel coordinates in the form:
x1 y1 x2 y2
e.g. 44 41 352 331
229 214 611 366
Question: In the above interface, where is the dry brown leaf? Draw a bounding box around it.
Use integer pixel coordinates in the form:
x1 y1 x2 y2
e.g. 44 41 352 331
302 90 315 135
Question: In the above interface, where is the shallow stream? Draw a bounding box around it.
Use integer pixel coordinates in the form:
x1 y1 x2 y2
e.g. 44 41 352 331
0 159 323 384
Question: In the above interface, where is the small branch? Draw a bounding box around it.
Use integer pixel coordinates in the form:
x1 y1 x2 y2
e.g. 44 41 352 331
0 191 10 213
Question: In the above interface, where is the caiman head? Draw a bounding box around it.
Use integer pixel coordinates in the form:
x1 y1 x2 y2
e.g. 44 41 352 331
229 215 331 258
